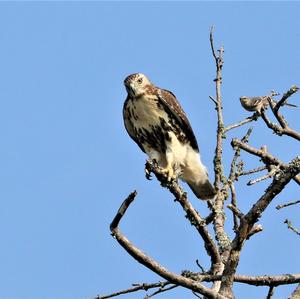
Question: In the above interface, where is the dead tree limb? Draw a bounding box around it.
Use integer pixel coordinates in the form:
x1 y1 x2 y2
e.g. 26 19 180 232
219 156 300 298
109 191 228 299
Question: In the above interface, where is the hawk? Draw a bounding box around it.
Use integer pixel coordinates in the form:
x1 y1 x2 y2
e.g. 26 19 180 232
123 73 215 200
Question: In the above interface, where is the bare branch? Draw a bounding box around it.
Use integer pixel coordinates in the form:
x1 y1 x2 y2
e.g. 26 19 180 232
145 160 221 265
224 114 258 133
182 271 300 286
227 128 253 230
145 284 178 298
95 281 171 299
274 85 299 113
266 286 275 299
276 199 300 210
247 165 279 186
289 283 300 299
219 156 300 297
247 224 263 239
209 26 218 61
227 204 243 219
209 95 218 106
196 259 206 274
110 191 227 299
260 86 300 140
231 138 300 185
209 28 229 294
239 165 267 176
284 219 300 237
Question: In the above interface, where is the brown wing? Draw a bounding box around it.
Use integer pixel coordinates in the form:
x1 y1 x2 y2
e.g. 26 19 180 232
157 88 199 151
123 96 146 153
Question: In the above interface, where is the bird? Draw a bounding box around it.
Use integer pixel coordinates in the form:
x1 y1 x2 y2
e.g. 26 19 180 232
123 73 215 200
240 95 297 114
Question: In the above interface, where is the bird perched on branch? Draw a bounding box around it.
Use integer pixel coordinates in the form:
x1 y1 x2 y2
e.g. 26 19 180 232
240 95 297 114
123 73 215 200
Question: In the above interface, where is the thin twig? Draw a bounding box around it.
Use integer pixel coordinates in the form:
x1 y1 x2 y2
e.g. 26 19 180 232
284 219 300 237
145 284 178 298
247 166 279 186
261 86 300 141
196 259 206 273
276 200 300 210
228 128 253 231
231 138 300 185
224 114 258 133
227 204 243 219
209 95 218 106
266 286 275 299
289 283 300 299
192 291 203 298
95 282 171 299
274 85 299 113
239 166 267 176
210 26 218 61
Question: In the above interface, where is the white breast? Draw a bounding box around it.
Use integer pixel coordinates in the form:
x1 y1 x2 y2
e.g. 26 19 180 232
129 95 168 129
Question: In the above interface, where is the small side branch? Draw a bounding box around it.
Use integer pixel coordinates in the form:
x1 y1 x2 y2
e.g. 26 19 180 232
228 128 253 231
247 165 280 186
231 139 300 185
284 219 300 237
276 199 300 210
263 86 300 140
289 284 300 299
95 281 172 299
274 85 299 113
239 166 267 176
266 286 275 299
224 114 258 133
145 284 178 298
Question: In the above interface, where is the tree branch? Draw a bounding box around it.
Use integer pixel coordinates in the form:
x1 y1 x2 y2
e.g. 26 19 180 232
110 191 228 299
219 156 300 297
284 219 300 237
276 199 300 210
261 86 300 141
289 283 300 299
210 27 230 293
95 281 172 299
266 286 275 299
182 271 300 286
231 138 300 185
224 113 258 133
145 160 221 265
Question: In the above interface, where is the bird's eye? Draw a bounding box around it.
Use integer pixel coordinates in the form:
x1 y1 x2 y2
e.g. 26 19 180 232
137 78 143 84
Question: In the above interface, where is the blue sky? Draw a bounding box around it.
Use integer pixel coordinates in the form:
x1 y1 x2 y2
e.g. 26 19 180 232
0 2 299 299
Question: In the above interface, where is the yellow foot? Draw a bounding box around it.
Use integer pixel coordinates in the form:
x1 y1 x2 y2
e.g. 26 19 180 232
161 165 176 182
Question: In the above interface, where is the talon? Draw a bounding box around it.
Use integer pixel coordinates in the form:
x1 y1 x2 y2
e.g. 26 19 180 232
161 165 176 182
145 168 152 180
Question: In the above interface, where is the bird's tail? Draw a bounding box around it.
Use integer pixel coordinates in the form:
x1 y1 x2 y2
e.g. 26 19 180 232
187 179 216 200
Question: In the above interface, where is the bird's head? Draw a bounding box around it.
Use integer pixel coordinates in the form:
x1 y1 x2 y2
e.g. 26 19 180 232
124 73 152 97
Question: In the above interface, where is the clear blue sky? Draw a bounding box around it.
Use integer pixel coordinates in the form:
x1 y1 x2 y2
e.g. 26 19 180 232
0 2 299 299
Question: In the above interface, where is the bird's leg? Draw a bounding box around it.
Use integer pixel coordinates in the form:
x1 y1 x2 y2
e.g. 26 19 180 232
161 163 176 182
161 149 176 182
